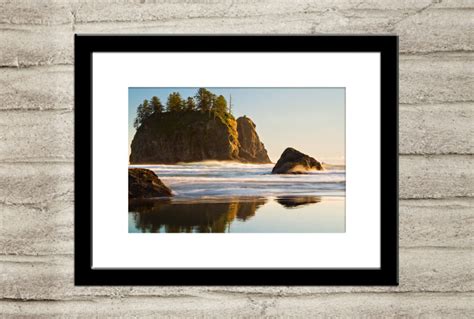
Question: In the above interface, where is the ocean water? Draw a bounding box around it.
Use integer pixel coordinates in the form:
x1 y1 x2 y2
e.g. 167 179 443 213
129 162 345 233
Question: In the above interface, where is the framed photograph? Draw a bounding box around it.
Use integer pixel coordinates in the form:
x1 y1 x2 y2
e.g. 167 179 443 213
75 35 398 285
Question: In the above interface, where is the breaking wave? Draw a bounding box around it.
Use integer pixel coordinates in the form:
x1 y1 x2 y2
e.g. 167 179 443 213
129 162 345 198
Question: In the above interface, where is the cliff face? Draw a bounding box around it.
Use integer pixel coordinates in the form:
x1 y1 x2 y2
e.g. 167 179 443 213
129 111 270 164
237 116 271 163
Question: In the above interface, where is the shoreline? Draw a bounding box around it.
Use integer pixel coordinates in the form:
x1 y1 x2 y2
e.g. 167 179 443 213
130 194 345 204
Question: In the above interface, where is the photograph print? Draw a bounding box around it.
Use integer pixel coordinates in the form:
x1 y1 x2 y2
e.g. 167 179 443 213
128 87 345 233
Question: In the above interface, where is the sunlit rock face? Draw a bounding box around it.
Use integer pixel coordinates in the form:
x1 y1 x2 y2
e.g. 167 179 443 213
236 116 271 163
129 111 270 164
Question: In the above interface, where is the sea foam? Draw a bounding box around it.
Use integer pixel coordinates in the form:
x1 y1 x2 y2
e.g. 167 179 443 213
129 162 345 198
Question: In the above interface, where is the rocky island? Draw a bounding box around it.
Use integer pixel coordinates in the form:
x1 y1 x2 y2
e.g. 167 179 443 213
130 111 270 164
130 88 270 164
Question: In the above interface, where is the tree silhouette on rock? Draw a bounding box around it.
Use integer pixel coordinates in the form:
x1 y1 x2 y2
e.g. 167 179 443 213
134 88 234 130
166 92 184 112
133 99 153 128
195 88 213 113
212 95 228 115
185 97 196 111
150 96 164 113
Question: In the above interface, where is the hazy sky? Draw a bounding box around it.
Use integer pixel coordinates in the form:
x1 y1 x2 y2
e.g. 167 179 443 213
129 88 345 164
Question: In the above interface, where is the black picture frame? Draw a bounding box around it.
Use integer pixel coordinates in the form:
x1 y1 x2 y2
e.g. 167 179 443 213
75 35 398 286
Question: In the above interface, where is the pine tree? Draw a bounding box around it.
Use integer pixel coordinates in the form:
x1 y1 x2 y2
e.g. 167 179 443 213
142 99 152 114
133 103 144 129
166 92 184 112
185 97 196 111
150 96 164 113
194 88 213 112
133 99 153 128
213 95 227 115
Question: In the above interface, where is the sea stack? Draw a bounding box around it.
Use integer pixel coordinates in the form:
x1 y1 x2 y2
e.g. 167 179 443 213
129 168 172 198
236 116 271 163
129 111 270 164
271 147 323 174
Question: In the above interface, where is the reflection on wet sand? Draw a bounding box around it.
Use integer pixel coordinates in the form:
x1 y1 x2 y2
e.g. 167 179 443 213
129 198 268 233
276 196 321 208
129 196 329 233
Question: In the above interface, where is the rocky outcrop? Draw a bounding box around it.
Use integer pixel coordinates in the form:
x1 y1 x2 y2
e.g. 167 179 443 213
237 116 271 163
129 111 270 164
130 111 239 164
271 147 323 174
129 168 172 198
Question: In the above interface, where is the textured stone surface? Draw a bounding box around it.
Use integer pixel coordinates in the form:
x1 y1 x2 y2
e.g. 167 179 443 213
0 0 472 317
272 147 323 174
128 168 172 198
1 1 473 67
237 116 271 163
129 111 270 164
1 293 471 318
1 248 472 300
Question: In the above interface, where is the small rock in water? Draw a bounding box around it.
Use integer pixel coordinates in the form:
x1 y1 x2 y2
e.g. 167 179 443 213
271 147 323 174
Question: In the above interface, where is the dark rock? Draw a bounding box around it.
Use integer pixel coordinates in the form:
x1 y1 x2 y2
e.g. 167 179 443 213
271 147 323 174
129 111 270 164
130 111 239 164
129 168 172 199
237 116 271 163
276 196 321 208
